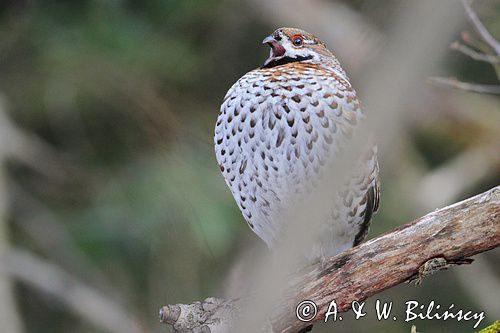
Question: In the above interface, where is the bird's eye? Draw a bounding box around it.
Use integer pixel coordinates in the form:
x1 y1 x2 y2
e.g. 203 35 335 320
292 35 304 46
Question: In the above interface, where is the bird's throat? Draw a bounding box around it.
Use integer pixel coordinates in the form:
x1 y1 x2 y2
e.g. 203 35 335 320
262 55 314 69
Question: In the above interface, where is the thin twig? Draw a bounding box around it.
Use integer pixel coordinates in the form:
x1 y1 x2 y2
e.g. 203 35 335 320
428 76 500 94
461 0 500 55
450 41 500 64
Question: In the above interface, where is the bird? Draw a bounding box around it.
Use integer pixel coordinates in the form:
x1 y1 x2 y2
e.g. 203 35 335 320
214 27 379 261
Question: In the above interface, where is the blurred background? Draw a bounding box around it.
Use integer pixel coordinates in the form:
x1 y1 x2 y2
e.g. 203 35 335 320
0 1 498 332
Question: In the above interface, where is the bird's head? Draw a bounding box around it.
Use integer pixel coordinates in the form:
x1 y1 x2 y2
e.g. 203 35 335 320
262 27 331 68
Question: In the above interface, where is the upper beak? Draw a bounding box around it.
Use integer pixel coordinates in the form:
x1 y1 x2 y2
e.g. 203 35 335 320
262 35 286 60
262 35 275 45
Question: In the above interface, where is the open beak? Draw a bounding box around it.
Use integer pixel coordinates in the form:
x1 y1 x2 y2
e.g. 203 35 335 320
262 35 286 67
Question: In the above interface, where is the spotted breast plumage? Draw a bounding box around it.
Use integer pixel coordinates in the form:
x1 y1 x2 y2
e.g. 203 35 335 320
214 27 379 260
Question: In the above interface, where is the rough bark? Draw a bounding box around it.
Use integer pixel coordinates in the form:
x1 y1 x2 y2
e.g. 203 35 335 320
159 186 500 332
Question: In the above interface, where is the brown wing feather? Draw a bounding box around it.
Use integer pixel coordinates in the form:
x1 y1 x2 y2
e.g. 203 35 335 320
353 171 380 246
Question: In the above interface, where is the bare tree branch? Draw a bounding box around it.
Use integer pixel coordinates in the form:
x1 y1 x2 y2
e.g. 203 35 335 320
160 186 500 332
0 173 23 333
450 41 500 64
417 146 500 210
461 0 500 55
6 248 145 333
0 94 70 183
428 76 500 94
0 97 24 333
